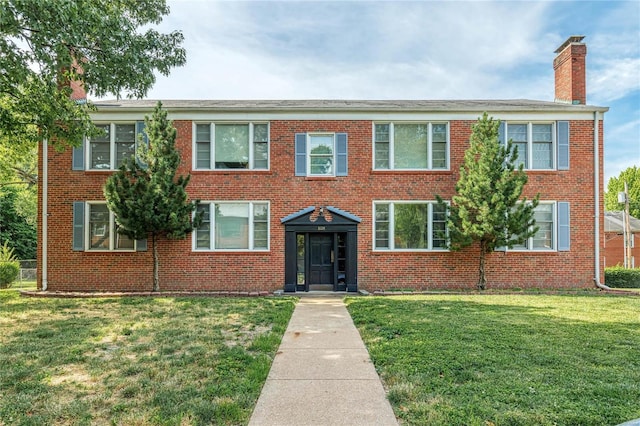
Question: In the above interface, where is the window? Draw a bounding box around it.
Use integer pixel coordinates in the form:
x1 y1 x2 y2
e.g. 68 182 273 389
503 122 554 170
194 202 269 250
88 123 141 170
294 132 348 177
87 203 135 251
509 202 570 251
309 134 334 175
374 201 447 250
374 122 448 170
194 123 269 170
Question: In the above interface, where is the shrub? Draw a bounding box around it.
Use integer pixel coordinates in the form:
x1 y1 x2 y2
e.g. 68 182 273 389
0 243 20 288
605 266 640 289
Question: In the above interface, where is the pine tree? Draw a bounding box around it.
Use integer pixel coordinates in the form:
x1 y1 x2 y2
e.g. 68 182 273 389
104 102 200 291
438 113 539 290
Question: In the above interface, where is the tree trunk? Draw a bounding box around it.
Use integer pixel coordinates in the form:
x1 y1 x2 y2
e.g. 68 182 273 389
152 233 160 292
477 240 487 290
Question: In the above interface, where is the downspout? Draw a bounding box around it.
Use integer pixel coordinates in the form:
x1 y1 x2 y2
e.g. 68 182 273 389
42 138 48 291
593 111 610 290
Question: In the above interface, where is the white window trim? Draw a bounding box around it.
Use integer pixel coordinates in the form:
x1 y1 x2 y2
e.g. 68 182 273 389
192 122 270 171
372 200 449 252
87 122 138 171
192 201 270 252
372 122 450 171
307 132 336 177
507 201 557 252
504 122 556 170
85 201 136 252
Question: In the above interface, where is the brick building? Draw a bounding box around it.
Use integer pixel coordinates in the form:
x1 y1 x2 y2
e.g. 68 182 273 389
604 211 640 268
38 36 608 292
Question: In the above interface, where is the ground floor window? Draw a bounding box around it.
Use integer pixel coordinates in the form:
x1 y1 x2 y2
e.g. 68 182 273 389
511 202 556 251
374 201 447 250
194 201 269 251
87 202 135 251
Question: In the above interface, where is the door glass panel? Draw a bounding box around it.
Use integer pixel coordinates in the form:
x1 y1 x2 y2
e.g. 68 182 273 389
297 234 305 285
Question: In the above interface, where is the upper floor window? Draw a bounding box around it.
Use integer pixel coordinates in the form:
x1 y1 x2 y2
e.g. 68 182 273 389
194 201 269 251
295 132 348 177
374 122 448 170
194 123 269 170
89 123 140 170
374 201 448 251
504 122 553 169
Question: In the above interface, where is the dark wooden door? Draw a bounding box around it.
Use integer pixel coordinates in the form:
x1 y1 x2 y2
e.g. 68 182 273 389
309 234 334 285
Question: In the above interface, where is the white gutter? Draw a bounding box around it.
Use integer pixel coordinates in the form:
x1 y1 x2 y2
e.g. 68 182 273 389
42 138 48 291
593 111 610 290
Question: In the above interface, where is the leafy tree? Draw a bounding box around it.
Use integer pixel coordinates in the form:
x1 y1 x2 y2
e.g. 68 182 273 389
0 134 37 223
0 186 37 259
0 0 186 149
104 102 200 292
605 166 640 218
437 113 539 290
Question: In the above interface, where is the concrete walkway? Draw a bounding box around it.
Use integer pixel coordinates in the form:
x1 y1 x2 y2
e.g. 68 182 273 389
249 295 398 426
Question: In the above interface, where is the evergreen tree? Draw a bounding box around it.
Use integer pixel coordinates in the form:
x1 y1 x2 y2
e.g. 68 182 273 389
605 166 640 218
438 113 539 290
104 102 200 291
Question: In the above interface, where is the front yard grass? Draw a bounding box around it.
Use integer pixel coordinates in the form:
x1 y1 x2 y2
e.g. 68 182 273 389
0 289 295 425
347 294 640 426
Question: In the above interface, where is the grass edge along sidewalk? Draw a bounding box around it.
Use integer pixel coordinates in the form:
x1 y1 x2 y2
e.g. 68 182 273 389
0 289 296 425
346 294 640 426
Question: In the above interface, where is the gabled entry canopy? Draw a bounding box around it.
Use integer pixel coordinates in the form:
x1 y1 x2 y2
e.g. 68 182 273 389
282 206 360 292
281 206 361 228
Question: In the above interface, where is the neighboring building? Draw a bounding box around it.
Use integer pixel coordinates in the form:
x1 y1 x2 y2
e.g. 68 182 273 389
604 211 640 268
37 36 608 292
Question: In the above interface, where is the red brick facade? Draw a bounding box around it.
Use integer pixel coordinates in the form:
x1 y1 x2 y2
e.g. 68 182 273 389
37 37 608 293
38 107 606 292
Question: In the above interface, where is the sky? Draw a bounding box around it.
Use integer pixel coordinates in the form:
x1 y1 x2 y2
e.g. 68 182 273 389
145 0 640 185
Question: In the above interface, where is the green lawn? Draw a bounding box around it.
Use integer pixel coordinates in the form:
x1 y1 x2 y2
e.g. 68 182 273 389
0 289 295 425
347 294 640 426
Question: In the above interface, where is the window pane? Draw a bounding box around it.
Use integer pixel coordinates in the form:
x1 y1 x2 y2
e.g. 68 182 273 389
253 142 268 169
309 135 334 175
394 204 428 249
90 124 111 169
432 124 447 169
215 203 249 249
115 223 134 250
375 204 389 248
254 124 268 142
89 204 110 250
196 124 211 169
215 124 249 169
394 124 428 169
432 203 447 248
297 234 305 284
196 142 211 169
196 204 211 249
533 204 553 249
508 124 528 168
532 124 552 169
253 203 268 249
375 125 390 169
115 124 135 168
533 142 552 169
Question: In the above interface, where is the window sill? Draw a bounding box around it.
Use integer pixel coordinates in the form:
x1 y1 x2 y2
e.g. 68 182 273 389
371 170 452 175
191 250 271 254
192 169 272 175
304 176 339 181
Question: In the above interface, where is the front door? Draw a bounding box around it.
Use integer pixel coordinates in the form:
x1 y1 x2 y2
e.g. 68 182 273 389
309 234 334 288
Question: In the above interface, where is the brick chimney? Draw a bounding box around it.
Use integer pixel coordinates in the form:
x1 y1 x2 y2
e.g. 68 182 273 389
553 35 587 105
